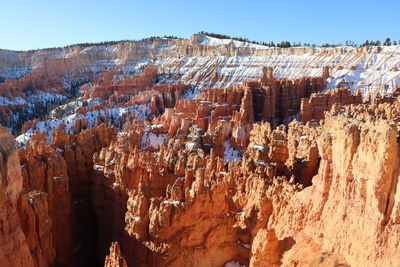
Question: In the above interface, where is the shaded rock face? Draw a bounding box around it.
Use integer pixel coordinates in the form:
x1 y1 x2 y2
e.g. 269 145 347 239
19 131 74 266
0 124 116 267
17 190 55 267
0 127 34 267
51 124 117 266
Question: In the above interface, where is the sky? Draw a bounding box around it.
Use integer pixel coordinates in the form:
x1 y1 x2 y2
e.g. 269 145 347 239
1 0 399 50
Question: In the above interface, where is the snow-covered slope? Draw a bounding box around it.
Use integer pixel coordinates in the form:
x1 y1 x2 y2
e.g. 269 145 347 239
16 103 150 146
2 35 399 97
197 35 267 50
155 44 400 97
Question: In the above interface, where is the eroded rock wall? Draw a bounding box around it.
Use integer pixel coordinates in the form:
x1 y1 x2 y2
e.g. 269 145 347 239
0 127 34 267
94 113 400 267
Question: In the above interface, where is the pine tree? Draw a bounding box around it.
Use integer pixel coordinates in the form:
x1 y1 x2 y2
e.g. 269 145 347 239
384 37 392 46
361 40 370 47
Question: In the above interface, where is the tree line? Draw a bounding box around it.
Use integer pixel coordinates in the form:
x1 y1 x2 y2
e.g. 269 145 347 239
24 35 182 52
20 33 400 52
198 31 399 48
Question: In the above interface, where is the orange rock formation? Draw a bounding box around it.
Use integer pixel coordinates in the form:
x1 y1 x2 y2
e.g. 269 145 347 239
1 39 400 267
300 87 363 123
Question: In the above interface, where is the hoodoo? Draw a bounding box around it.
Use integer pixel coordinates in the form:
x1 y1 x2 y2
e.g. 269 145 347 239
1 7 400 265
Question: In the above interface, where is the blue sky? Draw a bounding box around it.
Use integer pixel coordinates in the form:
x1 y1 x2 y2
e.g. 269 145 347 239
1 0 399 50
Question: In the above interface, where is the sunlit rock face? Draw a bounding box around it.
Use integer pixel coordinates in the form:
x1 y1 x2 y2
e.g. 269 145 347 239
1 34 400 267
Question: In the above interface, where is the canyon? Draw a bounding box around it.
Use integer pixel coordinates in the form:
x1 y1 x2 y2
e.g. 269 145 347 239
0 34 399 266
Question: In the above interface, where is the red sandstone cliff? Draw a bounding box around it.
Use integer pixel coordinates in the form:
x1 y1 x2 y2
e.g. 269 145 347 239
19 131 74 266
0 127 34 266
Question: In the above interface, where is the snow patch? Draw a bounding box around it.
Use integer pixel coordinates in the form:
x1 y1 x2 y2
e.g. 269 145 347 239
185 141 197 151
28 91 67 105
252 145 265 151
16 104 150 146
0 66 31 80
180 87 203 100
224 141 242 162
93 165 104 172
162 200 181 205
242 243 250 249
224 260 246 267
0 96 27 106
141 132 168 148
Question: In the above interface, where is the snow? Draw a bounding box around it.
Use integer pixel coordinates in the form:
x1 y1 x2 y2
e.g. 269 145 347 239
252 145 265 151
5 90 71 135
150 124 164 129
198 35 267 50
155 46 400 96
185 141 197 151
223 211 245 217
224 260 246 267
224 141 242 162
162 200 181 205
242 243 250 249
118 131 128 137
180 87 203 100
0 96 27 106
86 97 101 107
48 98 83 119
15 132 34 147
0 66 31 80
256 160 267 166
28 90 67 105
93 165 104 171
141 132 168 148
16 104 150 146
53 175 63 180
